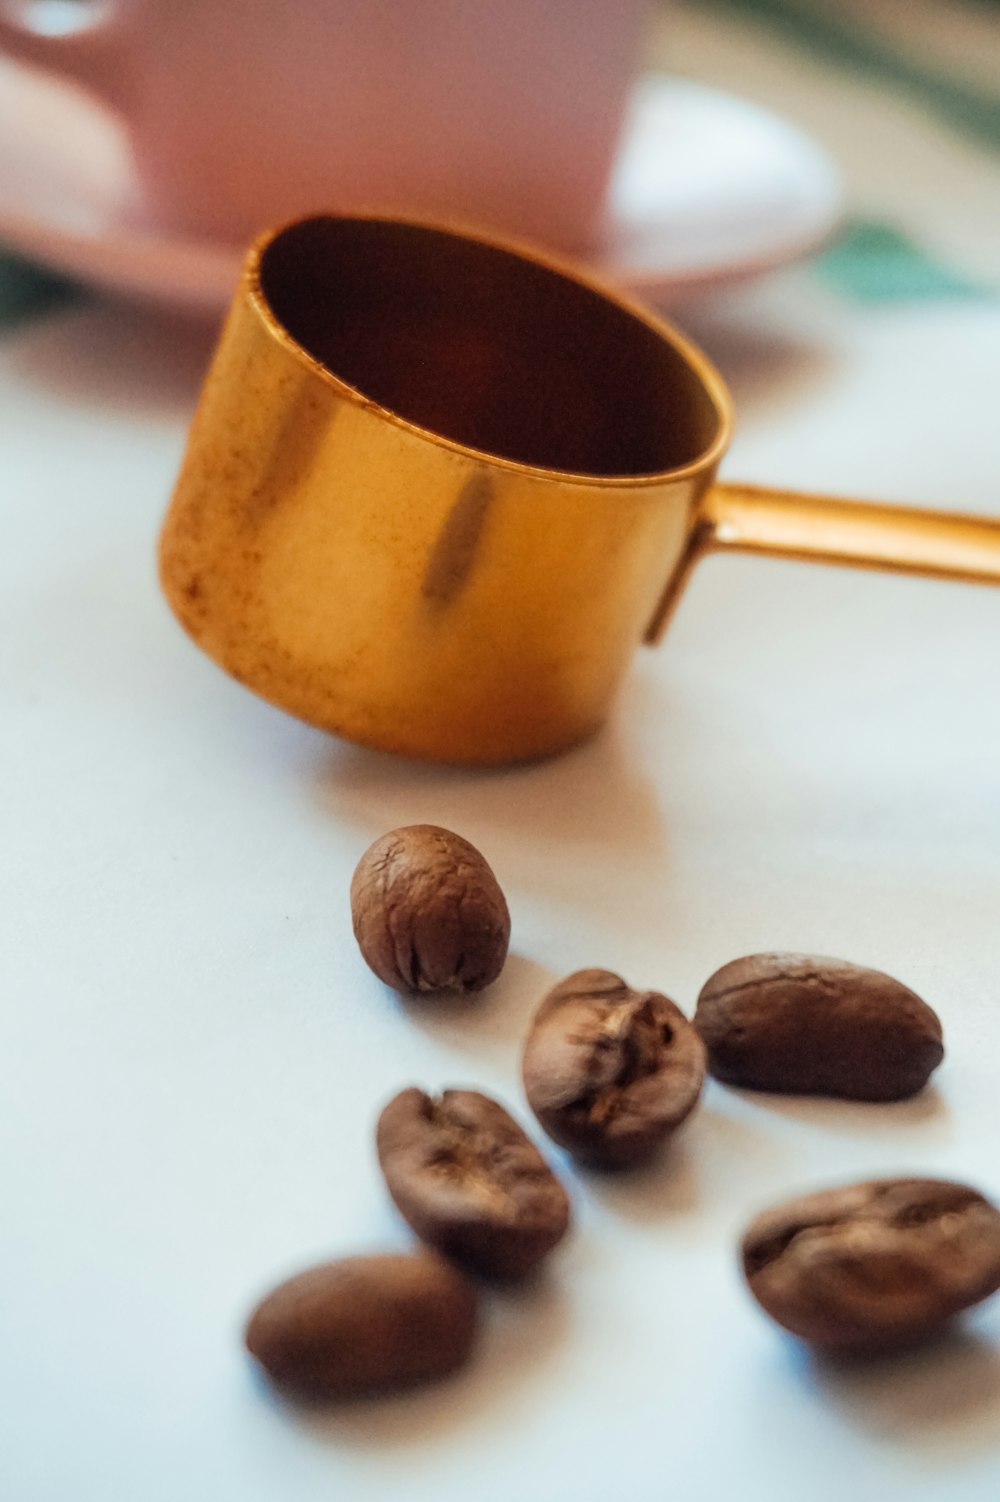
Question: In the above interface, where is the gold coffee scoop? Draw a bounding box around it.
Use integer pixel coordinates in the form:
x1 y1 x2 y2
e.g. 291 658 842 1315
160 215 1000 764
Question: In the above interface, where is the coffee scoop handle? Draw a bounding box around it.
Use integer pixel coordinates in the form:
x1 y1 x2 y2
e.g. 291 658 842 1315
646 481 1000 643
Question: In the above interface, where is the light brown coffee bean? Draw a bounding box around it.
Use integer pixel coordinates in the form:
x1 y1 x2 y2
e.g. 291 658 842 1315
694 953 943 1101
742 1177 1000 1351
376 1087 570 1278
521 969 706 1167
244 1251 478 1398
350 825 510 995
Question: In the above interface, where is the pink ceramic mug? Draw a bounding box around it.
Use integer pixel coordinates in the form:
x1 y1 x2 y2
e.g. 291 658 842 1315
0 0 650 249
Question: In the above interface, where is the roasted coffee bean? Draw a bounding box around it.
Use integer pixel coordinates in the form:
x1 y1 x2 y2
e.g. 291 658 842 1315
741 1177 1000 1352
351 825 510 995
376 1087 570 1278
694 953 943 1101
244 1251 478 1398
521 969 706 1167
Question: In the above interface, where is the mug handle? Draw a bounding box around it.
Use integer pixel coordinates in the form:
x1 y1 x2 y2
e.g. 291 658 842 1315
0 1 129 107
645 481 1000 642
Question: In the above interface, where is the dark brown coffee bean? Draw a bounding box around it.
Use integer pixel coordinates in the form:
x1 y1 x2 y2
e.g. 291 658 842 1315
376 1087 570 1278
244 1251 478 1398
694 953 943 1101
521 969 706 1168
351 825 510 995
742 1177 1000 1352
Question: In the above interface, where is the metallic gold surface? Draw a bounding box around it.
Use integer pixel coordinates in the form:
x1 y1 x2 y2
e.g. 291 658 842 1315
159 215 1000 766
159 215 729 764
645 483 1000 643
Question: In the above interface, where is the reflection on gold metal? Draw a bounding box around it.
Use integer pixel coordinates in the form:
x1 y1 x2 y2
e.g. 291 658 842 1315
645 483 1000 643
159 215 1000 766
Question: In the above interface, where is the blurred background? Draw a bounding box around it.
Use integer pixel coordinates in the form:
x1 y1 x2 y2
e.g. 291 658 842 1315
3 0 997 588
662 0 999 289
1 0 997 362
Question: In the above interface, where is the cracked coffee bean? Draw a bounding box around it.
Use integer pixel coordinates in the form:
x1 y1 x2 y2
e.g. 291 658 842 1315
521 968 707 1168
694 953 943 1101
741 1177 1000 1352
351 825 510 995
376 1087 570 1278
244 1251 478 1398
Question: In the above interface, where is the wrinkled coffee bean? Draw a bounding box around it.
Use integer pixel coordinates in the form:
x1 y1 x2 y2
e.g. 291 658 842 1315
376 1087 570 1278
694 953 943 1101
244 1251 478 1398
351 825 510 995
521 969 707 1167
741 1177 1000 1352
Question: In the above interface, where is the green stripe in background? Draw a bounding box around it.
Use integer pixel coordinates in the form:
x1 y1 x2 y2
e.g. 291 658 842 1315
813 217 989 303
693 0 1000 152
0 248 80 333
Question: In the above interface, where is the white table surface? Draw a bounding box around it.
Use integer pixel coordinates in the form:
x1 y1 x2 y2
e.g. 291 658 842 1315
5 8 1000 1500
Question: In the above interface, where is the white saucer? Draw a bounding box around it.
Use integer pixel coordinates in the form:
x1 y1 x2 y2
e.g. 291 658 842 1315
0 61 841 312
